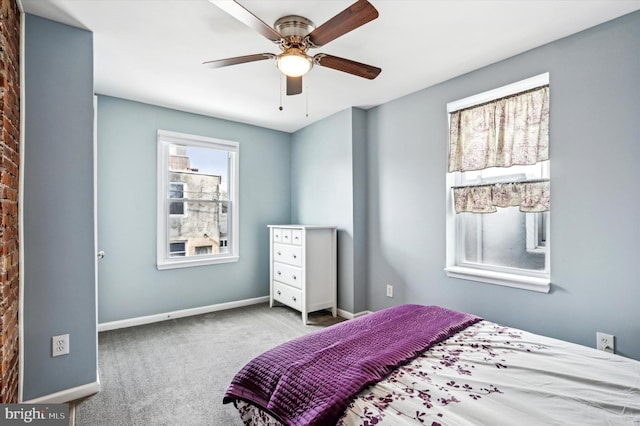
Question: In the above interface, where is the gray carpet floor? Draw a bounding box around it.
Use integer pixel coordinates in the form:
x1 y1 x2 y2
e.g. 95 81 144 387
75 303 344 426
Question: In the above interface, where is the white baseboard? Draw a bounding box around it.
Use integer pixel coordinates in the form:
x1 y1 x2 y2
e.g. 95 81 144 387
24 380 100 404
98 296 270 332
337 308 371 320
353 310 372 318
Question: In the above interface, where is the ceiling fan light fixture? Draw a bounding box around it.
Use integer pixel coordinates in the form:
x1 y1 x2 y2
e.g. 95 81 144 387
276 48 313 77
206 0 382 96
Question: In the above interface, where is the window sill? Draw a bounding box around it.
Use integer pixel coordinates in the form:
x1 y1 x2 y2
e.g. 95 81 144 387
444 266 550 293
157 255 239 270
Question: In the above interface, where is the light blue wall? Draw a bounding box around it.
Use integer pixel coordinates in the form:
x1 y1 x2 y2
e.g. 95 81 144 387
23 15 96 400
291 108 368 313
365 11 640 359
96 96 291 323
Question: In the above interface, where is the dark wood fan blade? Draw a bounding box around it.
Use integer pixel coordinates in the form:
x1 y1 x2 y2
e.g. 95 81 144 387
210 0 282 42
314 54 381 80
286 76 303 96
203 53 275 69
307 0 378 47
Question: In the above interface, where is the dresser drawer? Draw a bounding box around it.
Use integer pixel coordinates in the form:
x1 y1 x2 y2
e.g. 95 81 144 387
273 243 302 267
273 227 283 243
290 229 302 245
280 229 292 244
273 262 302 289
273 282 302 311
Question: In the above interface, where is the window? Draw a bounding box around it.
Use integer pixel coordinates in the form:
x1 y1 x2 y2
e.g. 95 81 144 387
157 130 239 269
445 73 550 292
169 182 185 215
195 245 212 255
169 242 186 257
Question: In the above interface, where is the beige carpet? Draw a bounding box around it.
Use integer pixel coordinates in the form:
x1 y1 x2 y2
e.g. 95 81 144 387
74 303 344 426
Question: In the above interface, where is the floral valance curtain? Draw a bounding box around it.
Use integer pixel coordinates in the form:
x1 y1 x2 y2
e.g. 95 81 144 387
453 179 549 213
449 84 550 214
448 85 549 173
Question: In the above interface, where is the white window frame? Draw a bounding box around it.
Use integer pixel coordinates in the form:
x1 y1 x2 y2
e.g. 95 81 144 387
526 213 547 254
157 130 239 269
445 73 550 293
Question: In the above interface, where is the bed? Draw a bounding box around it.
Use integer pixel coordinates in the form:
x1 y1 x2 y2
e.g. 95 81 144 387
223 305 640 425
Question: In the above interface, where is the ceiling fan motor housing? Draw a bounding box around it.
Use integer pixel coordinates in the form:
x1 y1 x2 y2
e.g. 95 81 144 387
275 15 315 39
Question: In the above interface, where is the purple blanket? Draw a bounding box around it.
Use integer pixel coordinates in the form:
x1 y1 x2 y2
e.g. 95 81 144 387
223 305 481 426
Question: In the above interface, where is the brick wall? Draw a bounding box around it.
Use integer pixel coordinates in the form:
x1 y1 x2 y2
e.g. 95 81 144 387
0 0 20 404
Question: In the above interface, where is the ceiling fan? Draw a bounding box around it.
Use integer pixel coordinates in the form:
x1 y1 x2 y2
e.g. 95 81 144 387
204 0 382 96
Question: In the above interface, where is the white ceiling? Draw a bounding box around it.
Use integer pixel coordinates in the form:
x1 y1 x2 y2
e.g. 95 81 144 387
21 0 640 133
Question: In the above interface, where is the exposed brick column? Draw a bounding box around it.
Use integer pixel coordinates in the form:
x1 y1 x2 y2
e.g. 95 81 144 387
0 0 20 404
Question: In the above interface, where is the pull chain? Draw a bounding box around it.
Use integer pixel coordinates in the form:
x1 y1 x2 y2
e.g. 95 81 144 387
278 73 283 111
305 83 309 118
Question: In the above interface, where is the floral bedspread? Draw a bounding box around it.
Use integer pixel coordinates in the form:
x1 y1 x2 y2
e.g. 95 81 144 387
233 320 640 425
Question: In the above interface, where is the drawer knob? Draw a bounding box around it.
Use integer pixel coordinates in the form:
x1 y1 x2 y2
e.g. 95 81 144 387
277 290 282 296
277 252 282 256
292 275 297 280
292 296 297 302
277 271 282 275
292 254 297 259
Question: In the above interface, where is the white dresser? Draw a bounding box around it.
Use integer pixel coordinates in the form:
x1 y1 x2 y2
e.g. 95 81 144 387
268 225 337 324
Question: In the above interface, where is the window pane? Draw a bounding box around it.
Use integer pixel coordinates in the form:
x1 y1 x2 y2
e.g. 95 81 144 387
168 200 229 256
461 209 545 271
169 143 229 201
457 161 547 273
169 201 184 215
169 182 184 198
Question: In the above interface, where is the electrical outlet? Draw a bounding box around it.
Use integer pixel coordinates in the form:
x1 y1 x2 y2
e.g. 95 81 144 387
52 334 69 357
596 332 614 353
386 284 393 298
